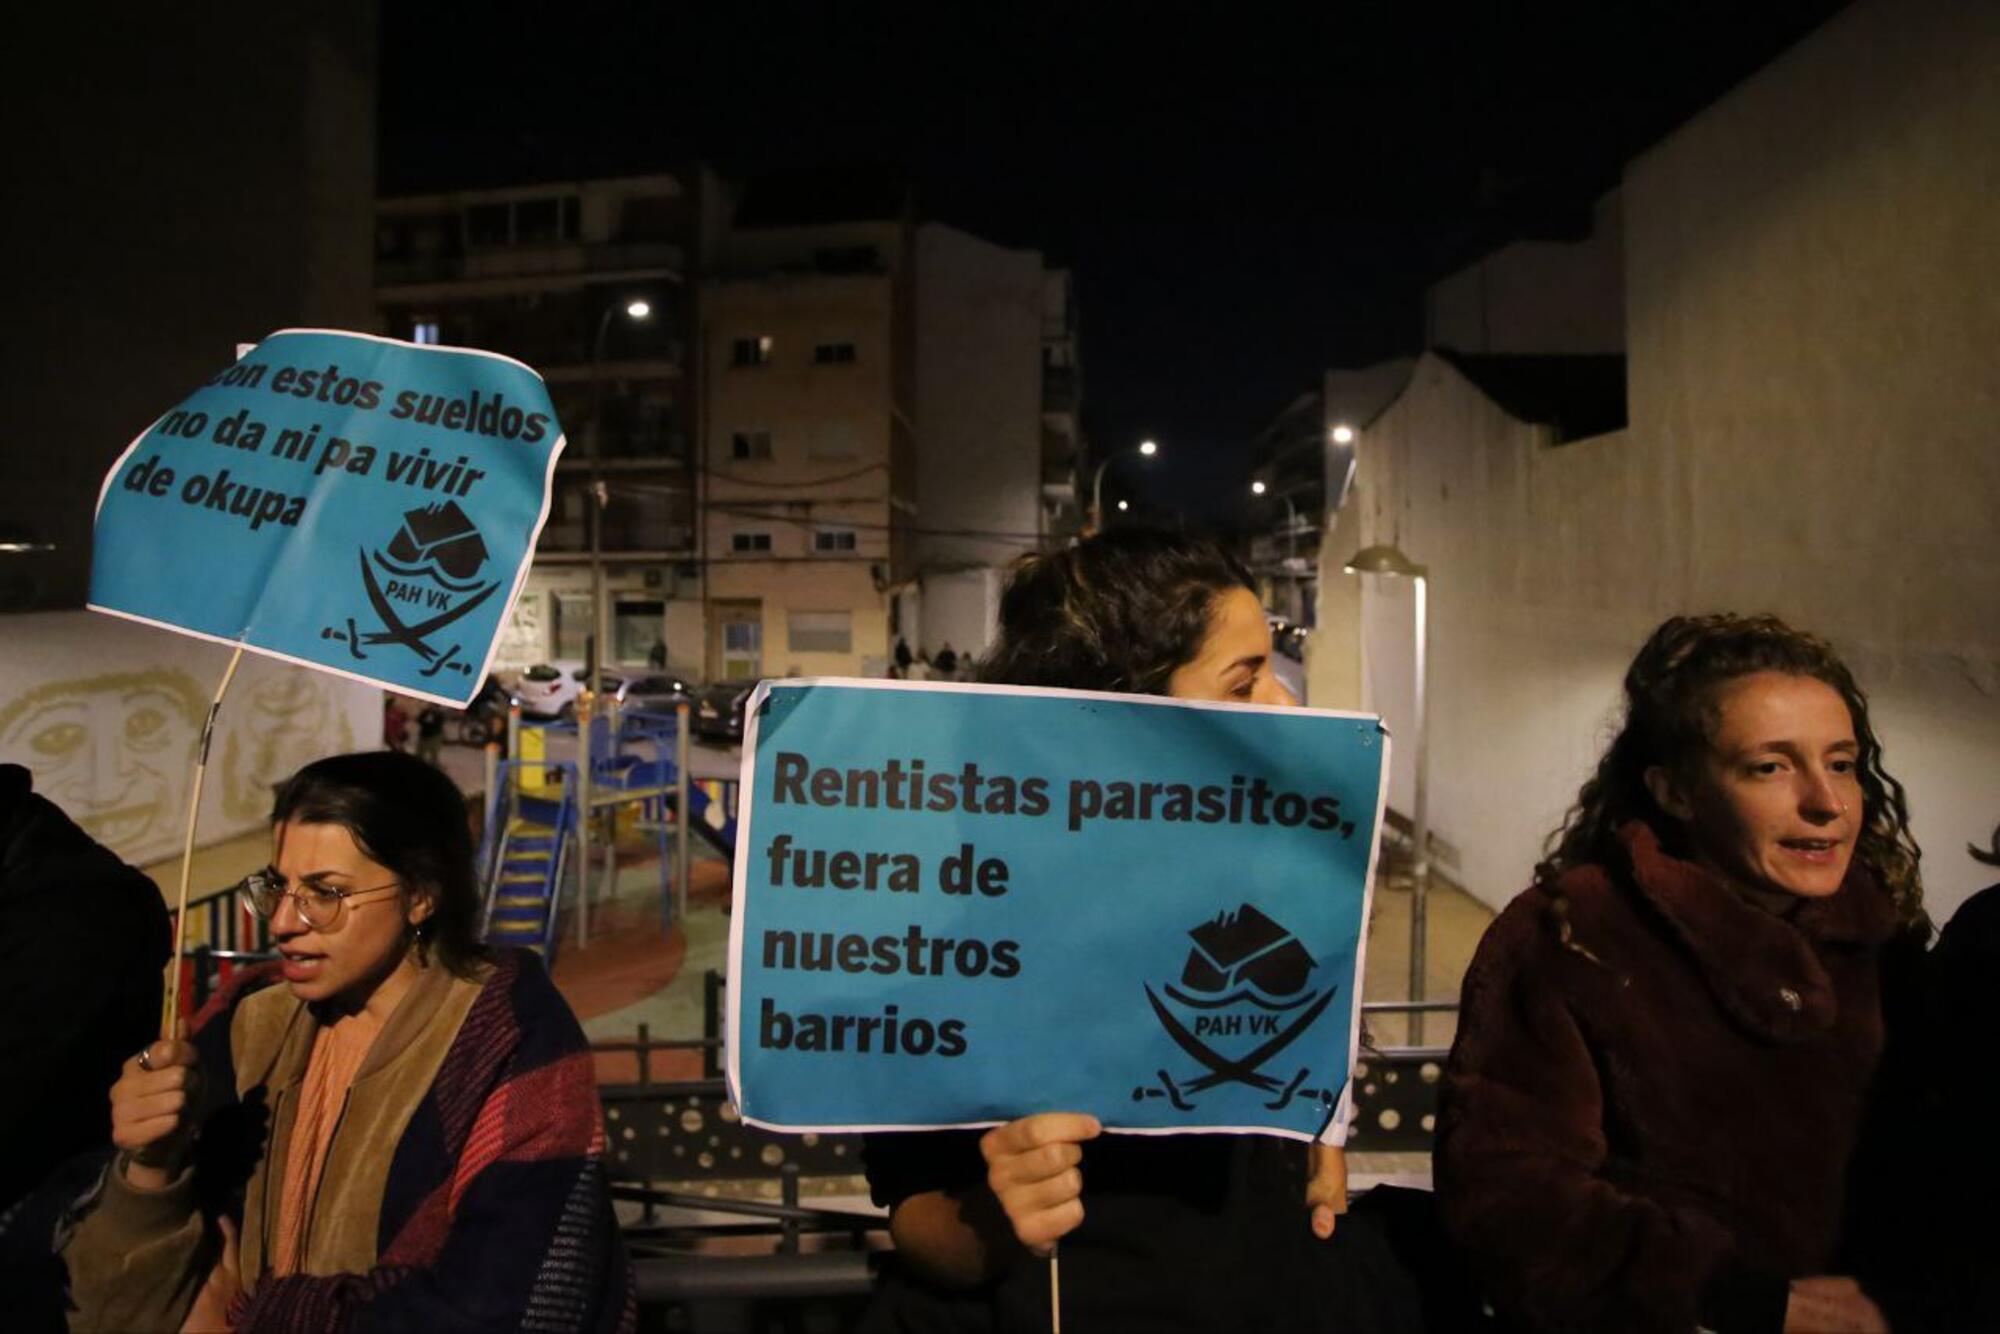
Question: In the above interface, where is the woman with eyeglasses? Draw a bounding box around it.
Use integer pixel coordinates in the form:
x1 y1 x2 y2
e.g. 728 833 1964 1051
62 751 634 1332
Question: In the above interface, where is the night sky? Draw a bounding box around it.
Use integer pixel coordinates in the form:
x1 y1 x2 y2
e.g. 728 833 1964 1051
382 2 1847 521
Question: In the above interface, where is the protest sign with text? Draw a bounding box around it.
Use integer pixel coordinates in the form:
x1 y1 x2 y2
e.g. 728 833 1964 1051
726 679 1390 1144
89 329 563 706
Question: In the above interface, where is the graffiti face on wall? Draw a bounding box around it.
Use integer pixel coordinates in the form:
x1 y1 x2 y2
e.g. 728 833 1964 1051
0 670 207 858
220 671 356 821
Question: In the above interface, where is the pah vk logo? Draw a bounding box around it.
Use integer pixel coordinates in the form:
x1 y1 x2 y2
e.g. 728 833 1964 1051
322 501 500 680
1134 903 1338 1114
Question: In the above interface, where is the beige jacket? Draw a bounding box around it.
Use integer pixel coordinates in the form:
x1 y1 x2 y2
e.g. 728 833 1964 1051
63 962 486 1332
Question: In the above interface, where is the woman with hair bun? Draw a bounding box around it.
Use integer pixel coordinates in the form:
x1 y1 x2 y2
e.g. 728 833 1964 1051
1437 614 1923 1334
62 751 633 1332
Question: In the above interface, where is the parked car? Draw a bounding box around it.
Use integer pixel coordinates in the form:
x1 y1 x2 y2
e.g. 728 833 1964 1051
608 672 699 715
692 679 758 743
509 660 589 719
1266 615 1309 705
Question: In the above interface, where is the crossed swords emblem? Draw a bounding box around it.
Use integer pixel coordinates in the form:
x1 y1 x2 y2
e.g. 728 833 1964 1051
1137 984 1337 1112
325 551 499 679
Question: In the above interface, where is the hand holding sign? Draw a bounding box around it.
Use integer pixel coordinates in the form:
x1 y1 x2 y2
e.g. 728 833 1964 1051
980 1113 1101 1257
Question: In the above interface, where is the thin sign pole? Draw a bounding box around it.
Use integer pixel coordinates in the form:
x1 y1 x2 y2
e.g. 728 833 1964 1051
162 641 245 1035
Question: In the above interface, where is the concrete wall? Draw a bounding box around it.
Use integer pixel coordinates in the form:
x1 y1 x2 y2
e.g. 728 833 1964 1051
1425 192 1625 356
1324 0 2000 924
912 224 1045 596
1 2 377 612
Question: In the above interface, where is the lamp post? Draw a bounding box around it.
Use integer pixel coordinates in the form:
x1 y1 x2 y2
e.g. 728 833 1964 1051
1343 542 1430 1044
586 299 653 685
1090 438 1158 529
1250 480 1298 562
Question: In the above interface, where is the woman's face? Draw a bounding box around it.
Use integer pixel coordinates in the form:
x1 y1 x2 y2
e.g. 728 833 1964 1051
1648 671 1864 902
1167 587 1297 706
267 819 431 1006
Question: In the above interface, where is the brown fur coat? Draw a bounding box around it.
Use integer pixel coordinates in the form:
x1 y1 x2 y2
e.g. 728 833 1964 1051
1436 821 1897 1334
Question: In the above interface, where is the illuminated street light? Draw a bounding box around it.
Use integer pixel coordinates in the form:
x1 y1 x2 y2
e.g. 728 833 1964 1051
1330 423 1355 445
626 299 652 320
1251 480 1268 495
1117 499 1129 512
1091 439 1161 528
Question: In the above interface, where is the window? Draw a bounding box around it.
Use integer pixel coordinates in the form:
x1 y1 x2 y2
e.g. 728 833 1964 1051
731 531 773 554
465 203 510 247
813 341 857 365
730 430 773 461
813 245 879 272
731 336 773 367
813 527 857 553
807 422 857 461
613 598 665 664
411 320 440 346
788 610 853 654
553 593 592 660
514 197 562 244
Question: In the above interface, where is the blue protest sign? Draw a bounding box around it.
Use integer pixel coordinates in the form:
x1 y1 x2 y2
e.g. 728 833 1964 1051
88 330 564 705
726 680 1390 1144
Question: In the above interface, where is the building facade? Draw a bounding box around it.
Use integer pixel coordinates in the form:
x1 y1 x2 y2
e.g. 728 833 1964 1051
908 224 1051 660
695 183 916 681
375 172 703 673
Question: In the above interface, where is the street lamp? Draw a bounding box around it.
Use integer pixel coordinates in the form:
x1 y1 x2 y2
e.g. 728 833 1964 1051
1343 542 1430 1043
1330 423 1355 445
587 297 653 683
1116 499 1129 512
1250 481 1298 561
1091 439 1161 529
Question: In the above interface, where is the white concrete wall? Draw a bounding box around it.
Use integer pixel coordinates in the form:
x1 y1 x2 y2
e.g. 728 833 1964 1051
0 613 379 868
912 224 1045 591
1324 0 2000 924
1425 192 1625 356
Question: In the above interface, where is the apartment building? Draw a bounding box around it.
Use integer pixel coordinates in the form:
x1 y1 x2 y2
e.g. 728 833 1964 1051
375 172 704 672
694 173 916 681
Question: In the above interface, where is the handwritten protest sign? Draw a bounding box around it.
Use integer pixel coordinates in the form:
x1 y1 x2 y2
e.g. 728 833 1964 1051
726 680 1390 1143
88 329 563 706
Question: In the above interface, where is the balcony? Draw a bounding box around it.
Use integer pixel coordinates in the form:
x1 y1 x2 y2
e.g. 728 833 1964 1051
1042 367 1078 414
376 241 686 297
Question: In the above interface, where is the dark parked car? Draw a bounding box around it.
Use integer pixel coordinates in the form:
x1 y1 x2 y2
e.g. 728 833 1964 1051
610 672 698 715
692 679 758 743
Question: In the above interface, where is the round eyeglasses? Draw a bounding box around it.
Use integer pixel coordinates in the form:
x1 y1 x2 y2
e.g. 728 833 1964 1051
238 869 402 930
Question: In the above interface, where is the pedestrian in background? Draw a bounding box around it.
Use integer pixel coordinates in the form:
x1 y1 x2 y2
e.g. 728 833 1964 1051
415 705 444 767
382 697 409 752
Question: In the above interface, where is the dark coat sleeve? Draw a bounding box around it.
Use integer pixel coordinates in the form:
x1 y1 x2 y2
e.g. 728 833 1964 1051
1435 894 1784 1334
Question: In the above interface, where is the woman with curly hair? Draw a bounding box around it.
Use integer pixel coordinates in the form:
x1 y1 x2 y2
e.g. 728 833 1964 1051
864 528 1435 1334
1436 614 1923 1334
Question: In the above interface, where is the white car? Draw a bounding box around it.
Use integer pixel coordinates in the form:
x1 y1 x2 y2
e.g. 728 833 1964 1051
508 661 588 719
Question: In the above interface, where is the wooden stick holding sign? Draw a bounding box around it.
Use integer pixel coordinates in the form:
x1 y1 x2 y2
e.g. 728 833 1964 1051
160 642 244 1036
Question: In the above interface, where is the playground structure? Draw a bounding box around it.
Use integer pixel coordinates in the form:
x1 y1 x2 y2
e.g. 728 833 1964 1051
477 693 740 960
